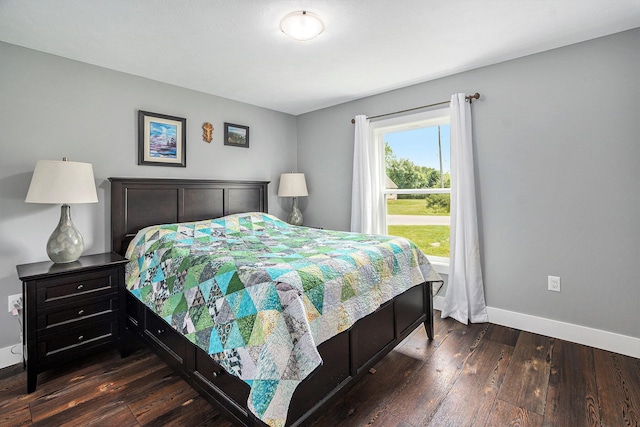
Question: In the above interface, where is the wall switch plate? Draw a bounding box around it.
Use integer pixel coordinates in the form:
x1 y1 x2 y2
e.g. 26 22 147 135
8 293 22 314
548 276 561 292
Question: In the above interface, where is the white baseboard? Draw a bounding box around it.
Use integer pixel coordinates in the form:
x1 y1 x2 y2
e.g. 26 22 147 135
433 296 640 359
0 344 23 370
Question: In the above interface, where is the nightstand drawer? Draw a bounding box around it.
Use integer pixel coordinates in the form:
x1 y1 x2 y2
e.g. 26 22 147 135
37 296 119 331
36 268 118 306
38 320 118 360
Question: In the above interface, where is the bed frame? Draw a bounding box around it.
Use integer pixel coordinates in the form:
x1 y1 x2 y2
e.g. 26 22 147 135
109 177 436 426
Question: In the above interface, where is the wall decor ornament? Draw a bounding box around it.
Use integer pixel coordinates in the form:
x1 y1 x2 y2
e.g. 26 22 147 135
224 122 250 148
138 110 186 167
202 122 214 143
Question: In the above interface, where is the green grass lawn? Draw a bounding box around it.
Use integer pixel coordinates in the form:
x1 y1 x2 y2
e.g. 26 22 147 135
387 198 449 216
387 199 426 215
387 199 450 256
388 225 450 257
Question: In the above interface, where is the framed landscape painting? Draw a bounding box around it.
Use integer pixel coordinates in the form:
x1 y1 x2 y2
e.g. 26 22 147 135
138 110 186 167
224 122 249 148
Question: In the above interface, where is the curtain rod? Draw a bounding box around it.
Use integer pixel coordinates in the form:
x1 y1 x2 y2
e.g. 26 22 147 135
350 92 480 124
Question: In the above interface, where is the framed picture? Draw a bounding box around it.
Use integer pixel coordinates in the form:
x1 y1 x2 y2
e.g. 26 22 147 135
138 110 186 167
224 122 250 148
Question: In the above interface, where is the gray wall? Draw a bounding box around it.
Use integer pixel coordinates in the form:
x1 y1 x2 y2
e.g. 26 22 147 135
297 29 640 339
0 42 298 349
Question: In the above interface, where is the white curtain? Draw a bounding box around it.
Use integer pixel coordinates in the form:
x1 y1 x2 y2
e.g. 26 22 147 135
442 94 488 324
351 115 386 234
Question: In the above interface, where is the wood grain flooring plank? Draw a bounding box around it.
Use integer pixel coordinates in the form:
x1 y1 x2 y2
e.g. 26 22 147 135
497 332 553 415
139 395 230 427
29 366 172 426
543 339 600 427
31 404 139 427
1 348 228 427
35 347 125 391
1 348 124 415
369 349 425 390
485 398 544 427
29 350 165 422
0 370 39 424
383 322 488 425
114 364 182 406
484 323 521 347
76 406 139 427
594 348 640 427
394 314 459 362
310 374 399 427
0 403 32 426
128 374 201 425
365 409 413 427
429 338 513 426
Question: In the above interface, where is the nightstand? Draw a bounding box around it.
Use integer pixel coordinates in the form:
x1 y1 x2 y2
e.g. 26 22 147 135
16 252 128 393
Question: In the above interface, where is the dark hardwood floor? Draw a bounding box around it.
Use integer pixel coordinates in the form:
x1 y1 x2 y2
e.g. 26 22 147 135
1 311 638 427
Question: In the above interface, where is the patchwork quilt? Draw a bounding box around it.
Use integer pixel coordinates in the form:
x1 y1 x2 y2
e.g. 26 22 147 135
125 212 441 427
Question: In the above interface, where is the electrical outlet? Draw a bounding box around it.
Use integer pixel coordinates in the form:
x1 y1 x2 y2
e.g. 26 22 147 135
8 293 22 314
548 276 561 292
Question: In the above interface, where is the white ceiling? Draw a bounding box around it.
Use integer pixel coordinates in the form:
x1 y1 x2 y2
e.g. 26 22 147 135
1 1 639 115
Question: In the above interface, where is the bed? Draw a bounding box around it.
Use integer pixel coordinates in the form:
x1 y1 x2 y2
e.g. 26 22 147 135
110 177 442 427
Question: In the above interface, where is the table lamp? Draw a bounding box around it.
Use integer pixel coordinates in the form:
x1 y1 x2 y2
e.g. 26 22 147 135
278 173 308 226
25 158 98 263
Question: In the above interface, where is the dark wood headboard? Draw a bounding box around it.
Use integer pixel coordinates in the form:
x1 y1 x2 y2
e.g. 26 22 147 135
109 177 269 256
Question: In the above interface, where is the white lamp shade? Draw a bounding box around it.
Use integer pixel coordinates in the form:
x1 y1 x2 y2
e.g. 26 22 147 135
280 11 324 41
278 173 308 197
26 159 98 204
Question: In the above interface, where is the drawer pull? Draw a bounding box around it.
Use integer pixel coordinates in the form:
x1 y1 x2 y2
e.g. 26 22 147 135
212 371 219 379
157 329 165 335
78 335 84 341
77 284 84 290
78 309 85 316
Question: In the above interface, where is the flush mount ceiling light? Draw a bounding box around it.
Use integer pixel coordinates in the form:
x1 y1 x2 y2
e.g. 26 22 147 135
280 11 324 41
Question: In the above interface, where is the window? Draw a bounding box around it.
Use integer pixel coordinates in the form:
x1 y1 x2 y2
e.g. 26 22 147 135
371 108 451 270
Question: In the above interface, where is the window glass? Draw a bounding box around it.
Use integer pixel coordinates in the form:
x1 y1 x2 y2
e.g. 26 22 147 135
382 117 451 259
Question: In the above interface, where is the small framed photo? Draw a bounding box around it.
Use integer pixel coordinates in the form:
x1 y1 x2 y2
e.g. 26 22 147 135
224 123 250 148
138 110 186 167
